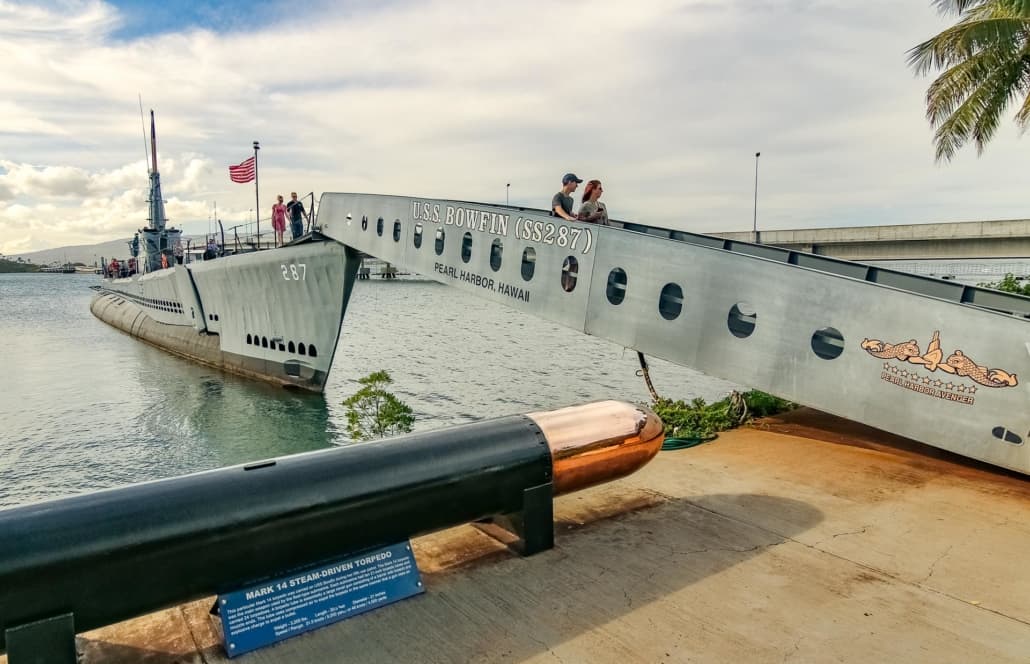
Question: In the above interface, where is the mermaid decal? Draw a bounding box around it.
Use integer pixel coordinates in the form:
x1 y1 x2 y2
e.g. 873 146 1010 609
861 330 1017 388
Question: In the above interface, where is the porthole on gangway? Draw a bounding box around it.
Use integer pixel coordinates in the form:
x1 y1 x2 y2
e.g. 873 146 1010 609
414 223 423 249
376 217 384 236
435 228 446 255
461 233 473 263
728 302 757 338
658 283 682 320
490 239 503 271
606 268 627 305
561 256 578 293
361 215 368 231
393 220 401 242
521 247 536 281
992 426 1024 445
811 327 844 360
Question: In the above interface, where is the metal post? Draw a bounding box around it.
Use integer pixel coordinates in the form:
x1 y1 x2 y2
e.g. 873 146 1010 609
753 151 761 243
506 183 510 206
253 141 260 248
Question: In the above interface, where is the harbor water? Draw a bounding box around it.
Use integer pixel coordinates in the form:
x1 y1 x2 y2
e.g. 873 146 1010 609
0 273 738 508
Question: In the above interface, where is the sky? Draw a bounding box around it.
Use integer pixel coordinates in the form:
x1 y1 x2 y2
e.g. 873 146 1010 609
1 0 1028 255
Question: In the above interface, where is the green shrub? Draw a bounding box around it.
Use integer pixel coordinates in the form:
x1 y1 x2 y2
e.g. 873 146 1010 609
651 390 795 440
978 273 1030 296
342 370 415 441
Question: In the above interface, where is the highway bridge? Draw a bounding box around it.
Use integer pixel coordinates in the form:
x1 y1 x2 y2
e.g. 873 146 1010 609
712 219 1030 261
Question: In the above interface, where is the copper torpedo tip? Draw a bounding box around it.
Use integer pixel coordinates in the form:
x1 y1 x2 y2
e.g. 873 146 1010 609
527 400 665 495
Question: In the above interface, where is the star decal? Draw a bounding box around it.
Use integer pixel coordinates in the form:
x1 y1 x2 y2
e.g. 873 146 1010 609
968 386 977 394
956 385 966 393
883 362 890 370
946 383 954 390
933 380 943 388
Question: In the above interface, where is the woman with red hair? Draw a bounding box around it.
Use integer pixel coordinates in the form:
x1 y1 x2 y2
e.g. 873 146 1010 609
578 180 609 225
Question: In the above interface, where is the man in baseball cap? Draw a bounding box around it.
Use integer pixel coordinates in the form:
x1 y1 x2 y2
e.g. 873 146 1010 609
552 173 583 221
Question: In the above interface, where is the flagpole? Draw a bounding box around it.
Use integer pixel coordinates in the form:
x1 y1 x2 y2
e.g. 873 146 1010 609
253 141 261 248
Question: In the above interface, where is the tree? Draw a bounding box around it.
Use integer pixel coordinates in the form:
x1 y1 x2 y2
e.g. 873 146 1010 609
908 0 1030 161
978 272 1030 294
342 371 415 441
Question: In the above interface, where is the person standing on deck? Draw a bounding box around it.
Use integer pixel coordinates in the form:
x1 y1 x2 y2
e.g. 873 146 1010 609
271 195 287 247
551 173 582 221
286 192 309 240
577 180 609 225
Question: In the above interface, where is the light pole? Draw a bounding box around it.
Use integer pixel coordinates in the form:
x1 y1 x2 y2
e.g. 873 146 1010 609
253 141 260 245
752 152 761 243
506 183 510 206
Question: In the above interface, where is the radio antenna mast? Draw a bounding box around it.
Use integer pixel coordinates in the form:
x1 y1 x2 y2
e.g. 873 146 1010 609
138 94 150 173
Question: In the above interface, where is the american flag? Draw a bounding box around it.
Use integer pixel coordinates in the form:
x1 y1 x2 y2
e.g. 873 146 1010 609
228 156 256 183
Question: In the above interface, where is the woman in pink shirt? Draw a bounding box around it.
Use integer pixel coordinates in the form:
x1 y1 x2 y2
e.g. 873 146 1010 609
271 195 287 246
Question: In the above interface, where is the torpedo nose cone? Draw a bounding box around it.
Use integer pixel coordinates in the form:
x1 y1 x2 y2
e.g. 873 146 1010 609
528 400 665 495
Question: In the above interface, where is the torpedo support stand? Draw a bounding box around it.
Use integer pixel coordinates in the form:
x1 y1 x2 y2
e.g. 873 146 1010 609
475 481 555 556
6 614 76 664
472 420 555 556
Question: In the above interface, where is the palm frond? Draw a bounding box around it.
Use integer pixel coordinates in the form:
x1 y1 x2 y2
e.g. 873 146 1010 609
925 51 1008 124
907 16 1027 74
1010 61 1030 127
934 0 987 15
931 54 1030 159
934 0 1030 16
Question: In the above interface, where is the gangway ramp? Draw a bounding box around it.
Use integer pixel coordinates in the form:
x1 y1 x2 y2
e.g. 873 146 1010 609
319 194 1029 475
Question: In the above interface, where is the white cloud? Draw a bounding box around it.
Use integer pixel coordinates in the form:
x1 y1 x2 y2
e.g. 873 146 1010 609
0 0 1027 255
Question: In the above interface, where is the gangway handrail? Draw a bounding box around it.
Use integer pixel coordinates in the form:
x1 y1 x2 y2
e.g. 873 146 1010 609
480 201 1030 319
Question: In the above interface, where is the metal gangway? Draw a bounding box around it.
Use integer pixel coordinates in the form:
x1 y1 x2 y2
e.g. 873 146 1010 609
317 194 1030 475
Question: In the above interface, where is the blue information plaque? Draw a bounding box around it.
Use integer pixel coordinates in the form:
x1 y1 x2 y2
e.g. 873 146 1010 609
218 541 423 657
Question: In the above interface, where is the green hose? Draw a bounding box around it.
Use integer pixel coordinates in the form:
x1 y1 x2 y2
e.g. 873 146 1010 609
661 434 717 451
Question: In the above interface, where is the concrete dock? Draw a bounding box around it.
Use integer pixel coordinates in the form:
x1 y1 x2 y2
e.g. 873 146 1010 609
9 408 1030 663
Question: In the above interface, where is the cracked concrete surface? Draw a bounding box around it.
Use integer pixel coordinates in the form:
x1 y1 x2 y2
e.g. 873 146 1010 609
5 408 1030 663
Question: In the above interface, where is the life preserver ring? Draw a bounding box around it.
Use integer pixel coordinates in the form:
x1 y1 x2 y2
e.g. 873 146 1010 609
161 254 168 269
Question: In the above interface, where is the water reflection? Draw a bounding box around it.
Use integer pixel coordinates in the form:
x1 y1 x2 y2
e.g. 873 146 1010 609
133 369 334 470
0 275 736 507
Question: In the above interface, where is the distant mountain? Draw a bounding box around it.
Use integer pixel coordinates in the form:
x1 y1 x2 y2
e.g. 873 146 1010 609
8 235 206 267
8 239 134 267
